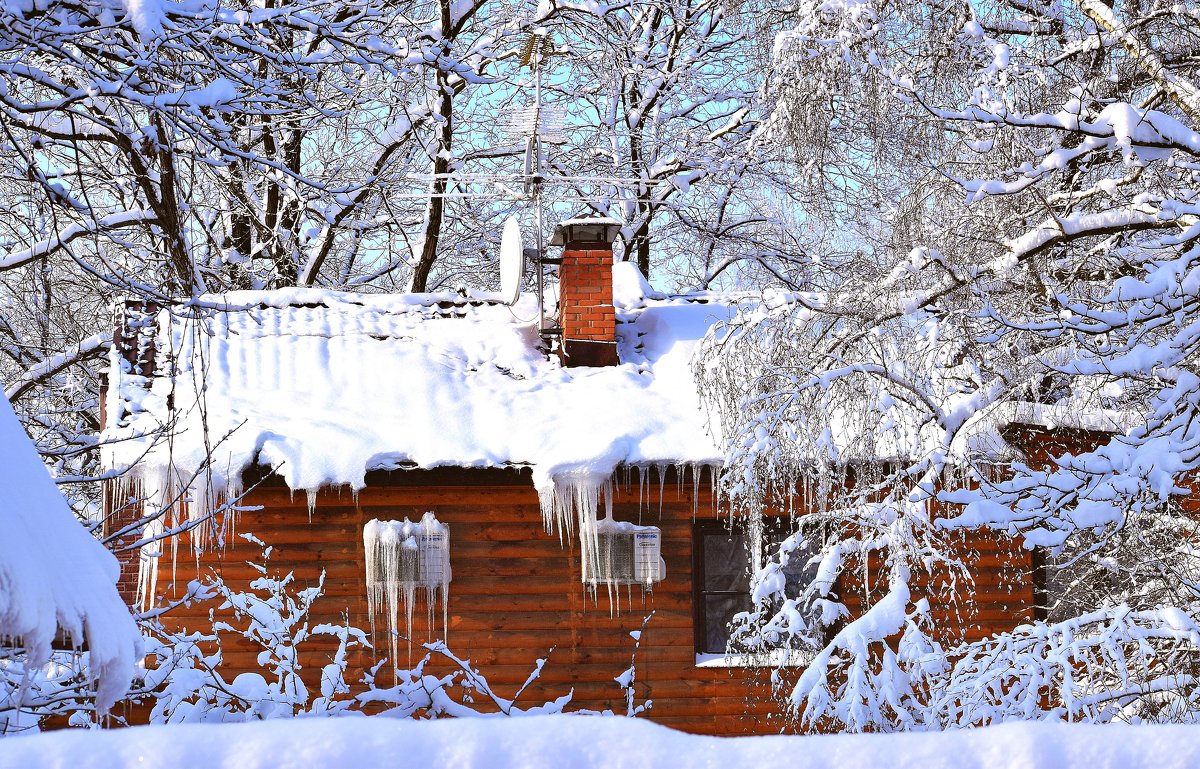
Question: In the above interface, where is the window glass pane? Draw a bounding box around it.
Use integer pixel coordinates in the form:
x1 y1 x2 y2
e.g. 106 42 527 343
695 522 828 657
703 594 753 654
702 532 751 592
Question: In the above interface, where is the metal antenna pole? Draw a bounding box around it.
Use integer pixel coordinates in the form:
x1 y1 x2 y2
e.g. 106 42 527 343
515 30 563 353
534 57 545 338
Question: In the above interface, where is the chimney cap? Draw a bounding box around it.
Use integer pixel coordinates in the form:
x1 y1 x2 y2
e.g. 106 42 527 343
550 217 621 247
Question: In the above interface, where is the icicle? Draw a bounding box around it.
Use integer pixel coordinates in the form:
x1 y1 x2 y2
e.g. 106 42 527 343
363 513 451 673
117 466 167 611
708 462 720 517
655 463 667 514
537 479 573 546
637 466 647 516
536 471 667 614
125 458 257 609
306 490 317 521
109 472 162 613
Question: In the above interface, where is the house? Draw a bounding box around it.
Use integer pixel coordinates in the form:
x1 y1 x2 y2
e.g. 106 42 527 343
100 218 1054 735
0 391 139 729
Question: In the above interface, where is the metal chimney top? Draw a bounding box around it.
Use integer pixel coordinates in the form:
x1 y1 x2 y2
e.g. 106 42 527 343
550 217 621 247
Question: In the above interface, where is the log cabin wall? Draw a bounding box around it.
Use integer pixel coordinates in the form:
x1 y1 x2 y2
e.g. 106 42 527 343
140 466 1036 736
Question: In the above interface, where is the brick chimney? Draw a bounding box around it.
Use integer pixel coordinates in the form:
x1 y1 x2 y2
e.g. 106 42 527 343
102 298 159 608
550 217 621 367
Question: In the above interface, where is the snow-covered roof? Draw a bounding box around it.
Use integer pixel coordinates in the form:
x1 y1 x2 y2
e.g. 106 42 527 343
101 264 1134 510
0 393 139 713
101 263 734 516
557 216 622 227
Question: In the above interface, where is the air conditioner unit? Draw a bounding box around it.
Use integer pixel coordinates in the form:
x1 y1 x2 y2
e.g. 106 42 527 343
583 522 665 587
632 530 663 583
364 514 451 591
417 527 449 586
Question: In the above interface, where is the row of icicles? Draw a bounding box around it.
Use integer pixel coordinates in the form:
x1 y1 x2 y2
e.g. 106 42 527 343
114 462 734 662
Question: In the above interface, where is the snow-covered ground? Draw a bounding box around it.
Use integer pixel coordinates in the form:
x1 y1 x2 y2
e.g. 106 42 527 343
3 716 1200 769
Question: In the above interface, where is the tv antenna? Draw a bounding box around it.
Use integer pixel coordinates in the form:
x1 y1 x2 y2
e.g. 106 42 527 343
504 28 565 344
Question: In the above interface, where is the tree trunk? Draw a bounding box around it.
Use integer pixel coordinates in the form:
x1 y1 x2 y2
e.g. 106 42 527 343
410 0 455 293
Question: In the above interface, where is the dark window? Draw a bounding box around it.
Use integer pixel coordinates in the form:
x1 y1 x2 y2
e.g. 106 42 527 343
693 521 822 655
695 527 755 654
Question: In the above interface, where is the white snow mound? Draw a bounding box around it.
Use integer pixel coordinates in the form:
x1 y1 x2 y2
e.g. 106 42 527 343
0 393 139 713
4 714 1200 769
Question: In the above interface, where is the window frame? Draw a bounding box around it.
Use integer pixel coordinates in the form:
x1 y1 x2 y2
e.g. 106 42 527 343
691 520 757 655
692 518 828 660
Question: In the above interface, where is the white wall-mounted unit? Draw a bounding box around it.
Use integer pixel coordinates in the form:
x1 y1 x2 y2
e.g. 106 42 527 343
583 520 665 588
363 512 451 666
364 514 450 591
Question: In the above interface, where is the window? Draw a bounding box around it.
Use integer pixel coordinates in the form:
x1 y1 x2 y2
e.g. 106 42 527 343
692 521 821 656
694 525 753 654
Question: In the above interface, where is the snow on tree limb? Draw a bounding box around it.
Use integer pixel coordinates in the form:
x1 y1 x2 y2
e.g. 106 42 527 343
0 212 158 272
5 333 111 403
698 0 1200 732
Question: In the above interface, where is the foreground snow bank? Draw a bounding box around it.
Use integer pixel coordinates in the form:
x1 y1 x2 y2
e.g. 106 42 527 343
0 392 138 715
4 716 1200 769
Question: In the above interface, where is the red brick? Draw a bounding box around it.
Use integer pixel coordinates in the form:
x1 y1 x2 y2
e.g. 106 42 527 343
559 233 618 367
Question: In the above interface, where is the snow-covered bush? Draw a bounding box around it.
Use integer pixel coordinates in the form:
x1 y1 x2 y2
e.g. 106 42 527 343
127 536 649 725
135 537 368 723
0 391 139 736
133 536 551 723
4 513 654 734
1 651 103 735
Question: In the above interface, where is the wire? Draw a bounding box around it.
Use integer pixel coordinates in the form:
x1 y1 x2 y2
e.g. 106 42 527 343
405 174 661 184
362 193 688 203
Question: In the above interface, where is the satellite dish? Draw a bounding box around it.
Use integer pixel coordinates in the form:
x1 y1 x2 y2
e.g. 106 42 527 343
499 216 525 305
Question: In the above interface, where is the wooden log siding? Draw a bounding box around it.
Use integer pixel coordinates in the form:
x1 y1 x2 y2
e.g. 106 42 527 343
141 467 1036 736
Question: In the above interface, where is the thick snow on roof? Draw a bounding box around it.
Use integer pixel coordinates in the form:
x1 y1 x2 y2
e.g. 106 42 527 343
6 713 1200 769
0 393 138 713
101 263 732 512
101 263 1136 523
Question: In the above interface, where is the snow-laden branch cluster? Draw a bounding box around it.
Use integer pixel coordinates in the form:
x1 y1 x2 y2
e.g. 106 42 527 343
698 0 1200 732
0 0 805 528
5 534 653 732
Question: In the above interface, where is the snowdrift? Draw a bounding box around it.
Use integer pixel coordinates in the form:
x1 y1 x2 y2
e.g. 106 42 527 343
3 716 1200 769
0 392 138 714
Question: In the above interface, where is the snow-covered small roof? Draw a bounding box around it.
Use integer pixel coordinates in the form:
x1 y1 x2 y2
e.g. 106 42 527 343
996 400 1136 435
0 393 138 713
557 216 622 227
101 264 733 507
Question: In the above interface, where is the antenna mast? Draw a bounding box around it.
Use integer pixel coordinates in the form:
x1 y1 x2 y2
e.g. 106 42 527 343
517 30 562 346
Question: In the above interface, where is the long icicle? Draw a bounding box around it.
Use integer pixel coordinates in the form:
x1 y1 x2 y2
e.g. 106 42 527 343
364 513 451 674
